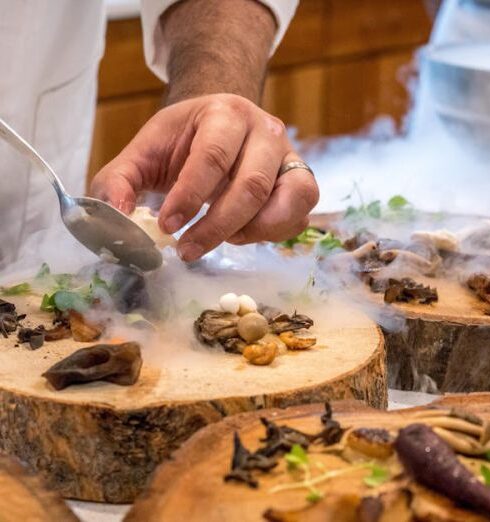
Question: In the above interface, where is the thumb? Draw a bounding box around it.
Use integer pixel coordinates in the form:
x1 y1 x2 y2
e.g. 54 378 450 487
90 160 141 215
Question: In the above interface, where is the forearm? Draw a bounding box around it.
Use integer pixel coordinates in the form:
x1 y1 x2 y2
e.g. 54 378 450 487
161 0 277 105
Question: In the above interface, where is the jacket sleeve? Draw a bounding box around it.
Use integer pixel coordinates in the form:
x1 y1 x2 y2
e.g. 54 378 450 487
140 0 299 82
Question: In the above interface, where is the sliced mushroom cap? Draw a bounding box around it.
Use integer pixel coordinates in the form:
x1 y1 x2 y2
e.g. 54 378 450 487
279 331 316 350
42 342 142 390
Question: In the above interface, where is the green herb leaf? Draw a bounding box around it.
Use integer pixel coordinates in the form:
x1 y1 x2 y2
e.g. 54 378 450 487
53 291 89 313
318 232 342 253
387 195 409 210
40 293 56 312
90 272 111 294
481 464 490 485
363 465 390 488
285 444 309 469
366 200 382 219
1 282 31 296
280 227 325 248
53 273 74 290
306 489 324 503
35 262 51 279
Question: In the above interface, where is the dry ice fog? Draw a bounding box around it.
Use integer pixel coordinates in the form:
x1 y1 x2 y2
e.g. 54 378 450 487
2 44 489 390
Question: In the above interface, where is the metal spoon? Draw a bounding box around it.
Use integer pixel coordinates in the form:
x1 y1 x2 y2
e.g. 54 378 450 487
0 117 162 271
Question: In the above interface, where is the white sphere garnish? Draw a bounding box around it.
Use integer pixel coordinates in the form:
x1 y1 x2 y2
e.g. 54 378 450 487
129 206 177 249
238 294 257 315
219 293 240 314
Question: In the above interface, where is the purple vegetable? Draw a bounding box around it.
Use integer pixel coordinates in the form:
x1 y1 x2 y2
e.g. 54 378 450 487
395 423 490 515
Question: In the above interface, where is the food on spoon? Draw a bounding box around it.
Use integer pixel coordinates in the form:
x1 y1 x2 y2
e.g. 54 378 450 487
238 312 269 343
129 206 176 249
42 342 142 390
243 342 277 366
395 423 490 515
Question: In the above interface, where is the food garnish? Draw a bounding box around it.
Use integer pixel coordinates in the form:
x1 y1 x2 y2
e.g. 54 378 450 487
42 342 142 390
195 296 316 363
370 277 438 305
1 282 31 296
395 423 490 514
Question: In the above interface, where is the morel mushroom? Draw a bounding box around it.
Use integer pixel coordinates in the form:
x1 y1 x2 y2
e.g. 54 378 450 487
42 342 142 390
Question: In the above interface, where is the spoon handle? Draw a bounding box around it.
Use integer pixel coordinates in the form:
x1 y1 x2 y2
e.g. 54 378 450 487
0 117 68 200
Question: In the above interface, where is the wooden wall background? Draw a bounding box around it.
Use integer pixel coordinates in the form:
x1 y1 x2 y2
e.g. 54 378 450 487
88 0 440 182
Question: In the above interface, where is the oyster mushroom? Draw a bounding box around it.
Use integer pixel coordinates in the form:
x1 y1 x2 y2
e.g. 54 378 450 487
269 312 314 334
42 342 142 390
279 330 316 350
243 342 277 366
194 310 239 345
237 312 269 343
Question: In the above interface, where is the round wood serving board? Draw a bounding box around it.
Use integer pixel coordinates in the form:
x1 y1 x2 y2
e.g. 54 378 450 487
0 454 78 522
126 393 490 522
310 212 490 394
0 292 385 503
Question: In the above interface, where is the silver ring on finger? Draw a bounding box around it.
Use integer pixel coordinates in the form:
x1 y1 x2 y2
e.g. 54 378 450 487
278 160 315 177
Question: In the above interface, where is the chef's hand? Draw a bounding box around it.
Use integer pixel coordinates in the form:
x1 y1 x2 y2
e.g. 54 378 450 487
91 93 319 261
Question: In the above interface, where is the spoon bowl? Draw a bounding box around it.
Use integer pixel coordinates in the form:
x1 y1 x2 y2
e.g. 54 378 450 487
0 117 162 272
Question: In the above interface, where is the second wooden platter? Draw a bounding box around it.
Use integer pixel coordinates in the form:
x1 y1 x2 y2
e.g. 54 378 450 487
126 393 490 522
0 292 385 503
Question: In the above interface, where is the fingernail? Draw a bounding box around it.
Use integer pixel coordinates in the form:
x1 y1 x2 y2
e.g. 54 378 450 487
178 242 204 262
117 200 132 214
163 213 184 234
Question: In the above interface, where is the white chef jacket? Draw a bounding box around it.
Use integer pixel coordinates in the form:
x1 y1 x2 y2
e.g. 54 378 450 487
0 0 298 268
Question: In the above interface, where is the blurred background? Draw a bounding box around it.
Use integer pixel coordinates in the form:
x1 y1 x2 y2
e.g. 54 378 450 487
88 0 442 184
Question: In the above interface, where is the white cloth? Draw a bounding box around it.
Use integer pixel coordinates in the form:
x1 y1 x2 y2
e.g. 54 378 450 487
141 0 299 81
0 0 296 268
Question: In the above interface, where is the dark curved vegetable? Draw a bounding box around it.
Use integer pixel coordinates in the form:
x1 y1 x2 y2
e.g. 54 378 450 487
18 326 45 350
42 342 142 390
395 423 490 514
111 267 149 313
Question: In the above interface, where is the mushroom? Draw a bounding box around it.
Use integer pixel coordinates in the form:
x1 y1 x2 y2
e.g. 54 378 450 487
237 294 257 316
42 342 142 390
237 312 269 343
346 428 394 459
411 229 459 252
219 293 240 314
69 310 103 342
194 310 239 345
279 330 316 350
243 342 277 366
260 333 287 355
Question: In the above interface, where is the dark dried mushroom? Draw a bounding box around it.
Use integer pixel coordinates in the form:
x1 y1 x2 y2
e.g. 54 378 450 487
111 267 149 313
268 312 314 335
257 418 313 457
318 403 344 446
468 273 490 305
224 432 278 488
44 322 72 342
371 278 438 305
17 326 45 350
0 298 25 338
0 299 16 314
395 423 490 515
42 342 142 390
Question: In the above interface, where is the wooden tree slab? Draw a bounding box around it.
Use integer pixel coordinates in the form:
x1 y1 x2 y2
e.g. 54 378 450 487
0 454 78 522
369 276 490 393
126 393 490 522
0 293 385 503
310 212 490 393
